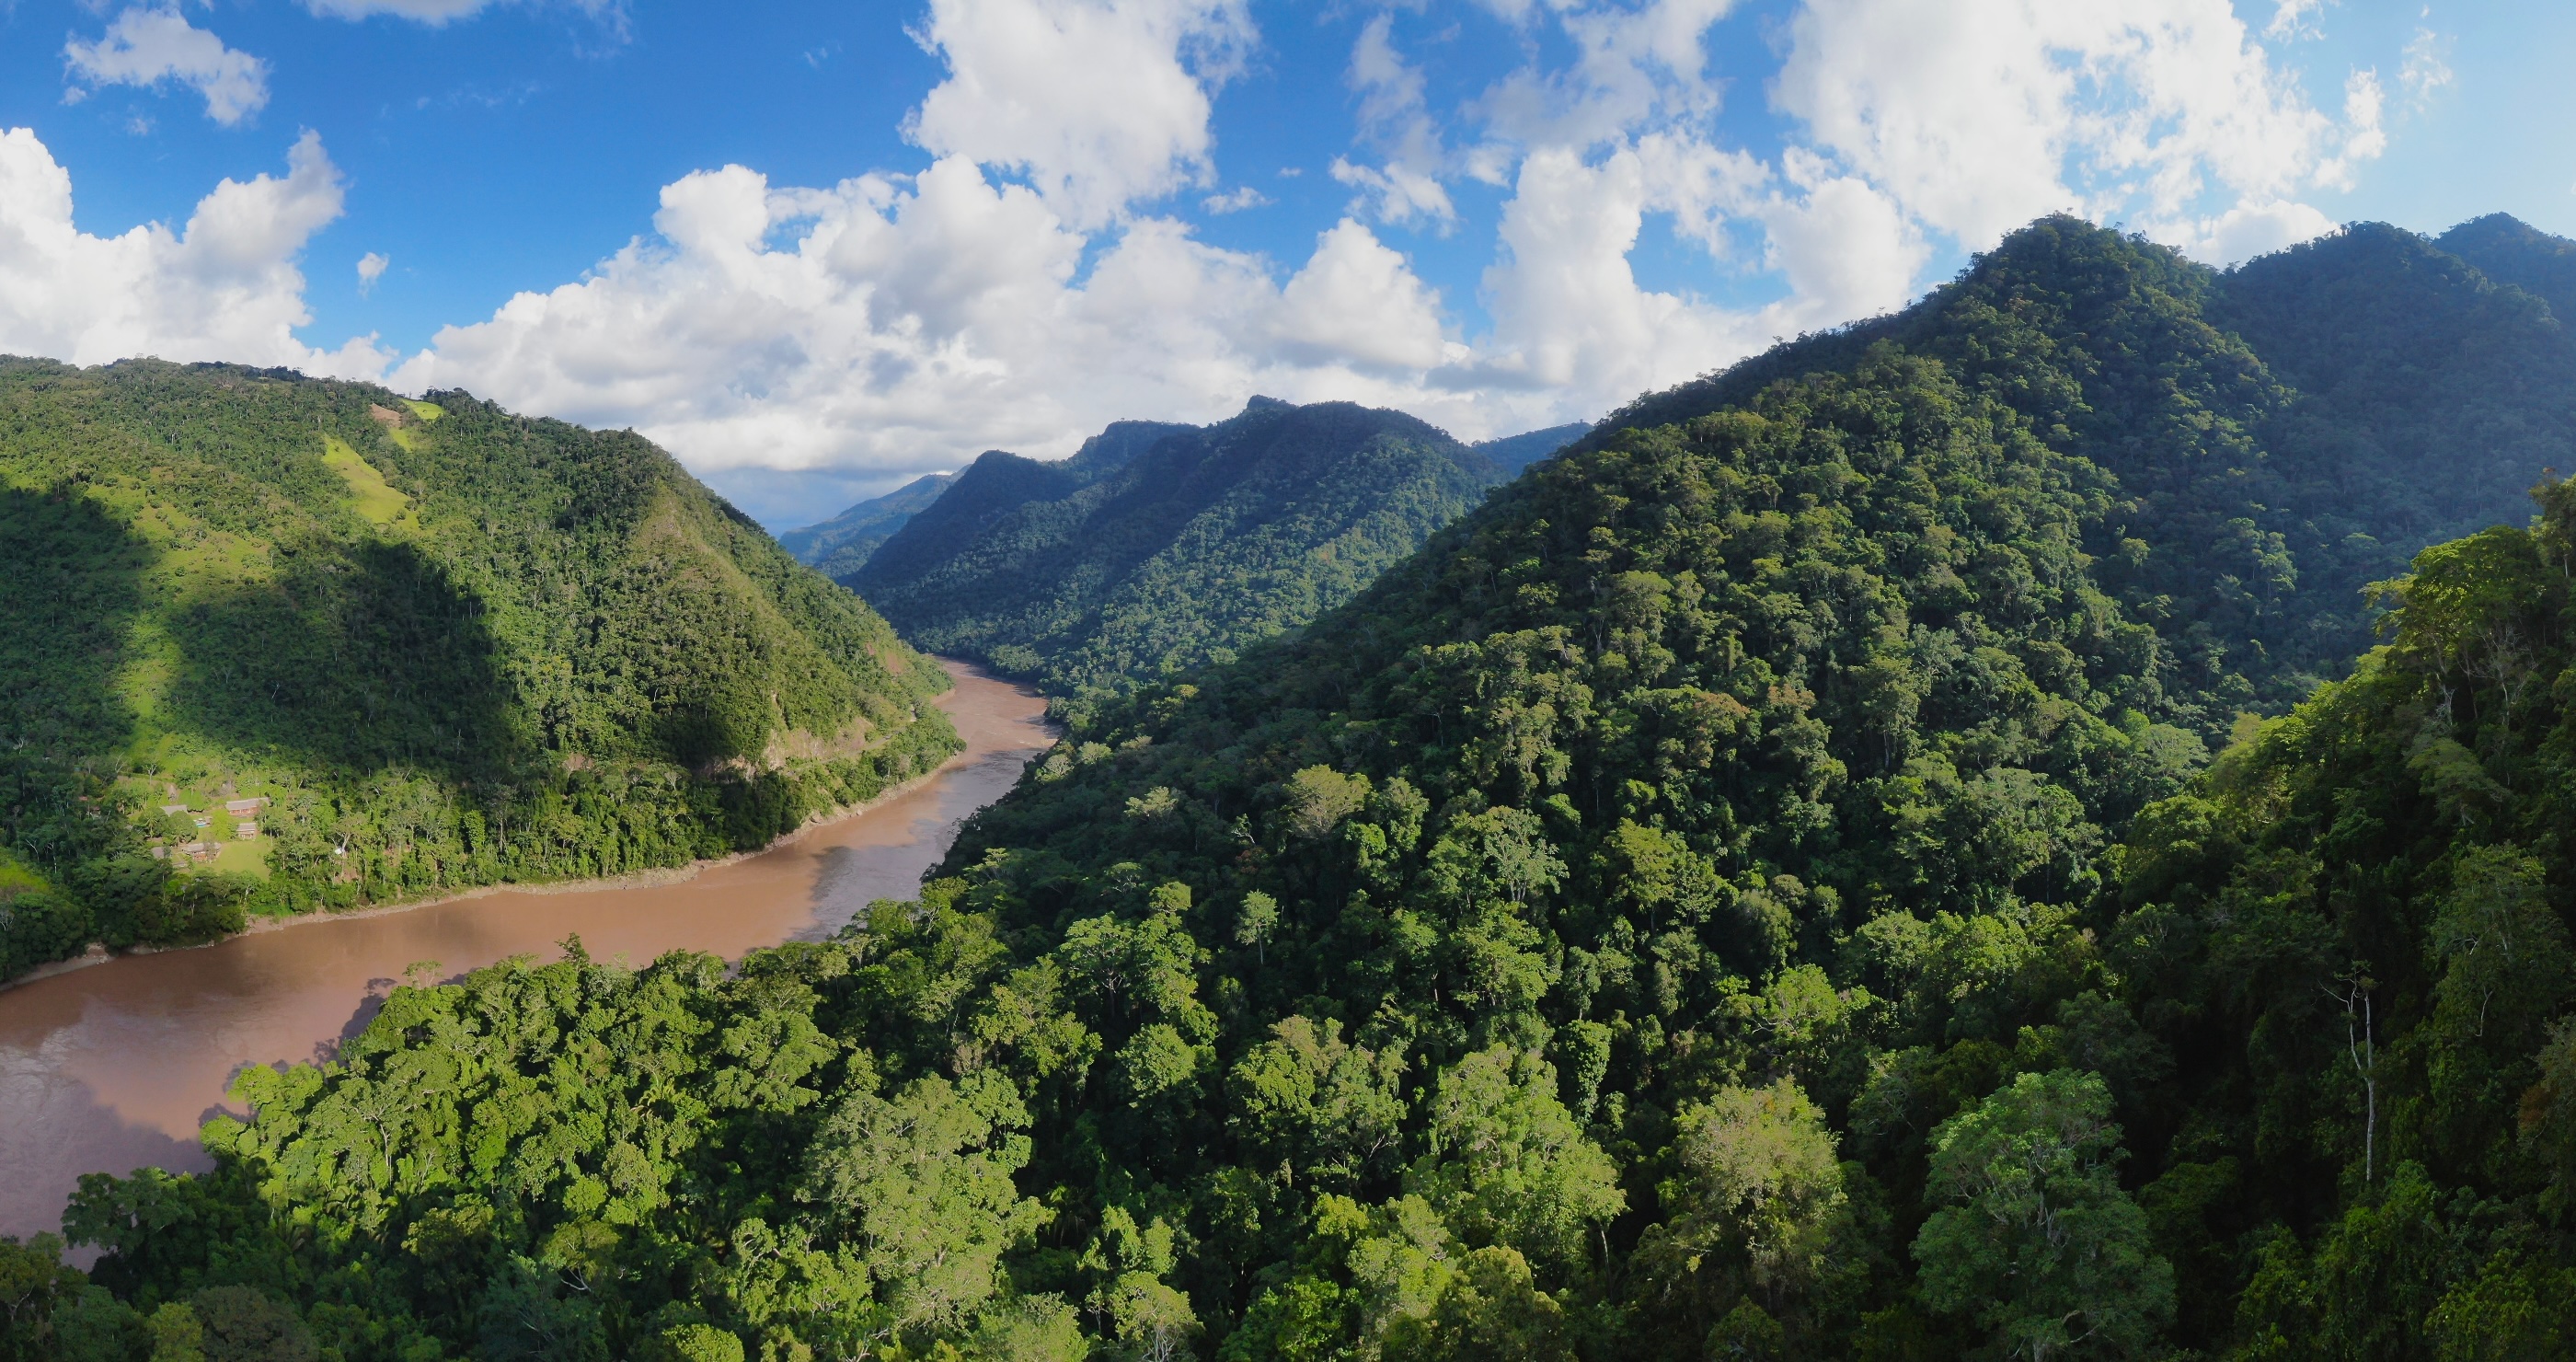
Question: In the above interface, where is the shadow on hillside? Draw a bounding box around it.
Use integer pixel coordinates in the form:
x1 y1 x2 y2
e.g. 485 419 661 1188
164 537 523 784
0 485 148 857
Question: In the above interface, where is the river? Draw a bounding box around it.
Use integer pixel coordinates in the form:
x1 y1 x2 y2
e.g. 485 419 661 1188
0 661 1051 1242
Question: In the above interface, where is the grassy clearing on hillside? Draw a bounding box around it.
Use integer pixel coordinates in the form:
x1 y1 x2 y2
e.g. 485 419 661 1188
0 852 46 898
320 435 415 529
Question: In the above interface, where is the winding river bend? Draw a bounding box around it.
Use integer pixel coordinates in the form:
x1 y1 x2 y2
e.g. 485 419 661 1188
0 661 1051 1241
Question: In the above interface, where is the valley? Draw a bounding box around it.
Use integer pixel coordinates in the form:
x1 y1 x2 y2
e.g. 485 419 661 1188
11 214 2576 1360
0 660 1050 1244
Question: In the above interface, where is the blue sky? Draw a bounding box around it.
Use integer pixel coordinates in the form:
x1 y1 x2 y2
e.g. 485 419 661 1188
1 0 2569 525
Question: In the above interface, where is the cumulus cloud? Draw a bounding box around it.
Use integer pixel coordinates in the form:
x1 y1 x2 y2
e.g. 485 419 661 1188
2182 198 2340 264
1472 146 1755 397
357 251 389 294
381 0 2393 513
906 0 1254 228
1774 0 2372 258
389 159 1508 488
0 129 387 375
63 6 270 126
1330 156 1456 228
1474 0 1739 155
19 0 2417 525
1336 14 1456 226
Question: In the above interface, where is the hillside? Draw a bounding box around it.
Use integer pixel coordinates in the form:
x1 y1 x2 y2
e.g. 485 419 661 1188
850 398 1510 699
0 358 960 983
1473 421 1589 474
776 470 955 580
1587 217 2576 716
37 216 2576 1362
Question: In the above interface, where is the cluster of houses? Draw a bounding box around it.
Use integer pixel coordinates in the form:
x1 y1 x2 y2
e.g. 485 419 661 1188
150 796 269 864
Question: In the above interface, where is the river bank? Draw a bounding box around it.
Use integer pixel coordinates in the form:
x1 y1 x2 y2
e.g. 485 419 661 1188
2 665 1032 999
0 660 1052 1241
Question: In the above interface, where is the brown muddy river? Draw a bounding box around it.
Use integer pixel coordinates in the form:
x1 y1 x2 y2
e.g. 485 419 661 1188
0 661 1051 1241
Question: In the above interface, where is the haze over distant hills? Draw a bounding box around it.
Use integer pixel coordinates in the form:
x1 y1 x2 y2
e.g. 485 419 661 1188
840 401 1585 699
1471 421 1591 474
776 471 957 580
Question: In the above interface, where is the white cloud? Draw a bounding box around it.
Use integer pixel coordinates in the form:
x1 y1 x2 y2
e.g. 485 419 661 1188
2181 198 2339 264
1754 149 1928 325
1273 221 1457 372
64 6 270 127
295 0 627 28
1630 130 1768 257
2402 28 2455 107
2265 0 2329 40
388 158 1523 487
905 0 1254 229
1773 0 2376 253
1339 14 1456 227
17 0 2425 525
379 0 2392 504
357 251 389 294
1330 156 1456 228
0 128 388 375
302 0 500 18
1202 186 1270 214
1475 0 1740 154
1473 146 1754 398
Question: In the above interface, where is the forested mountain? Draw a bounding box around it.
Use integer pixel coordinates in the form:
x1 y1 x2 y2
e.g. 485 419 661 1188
25 217 2576 1362
1472 422 1589 474
2441 212 2576 318
851 399 1512 700
777 471 955 581
851 419 1191 594
0 358 959 985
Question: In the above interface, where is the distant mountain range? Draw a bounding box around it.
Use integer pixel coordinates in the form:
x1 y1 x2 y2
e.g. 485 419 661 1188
791 404 1586 697
1472 421 1591 473
776 471 956 580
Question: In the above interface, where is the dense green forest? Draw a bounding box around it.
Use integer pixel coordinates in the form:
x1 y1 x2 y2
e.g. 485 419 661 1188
849 399 1513 704
777 472 957 582
0 359 960 985
19 215 2576 1362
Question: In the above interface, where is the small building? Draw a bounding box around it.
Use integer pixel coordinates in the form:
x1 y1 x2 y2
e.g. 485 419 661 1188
224 798 269 816
160 804 190 817
236 822 259 839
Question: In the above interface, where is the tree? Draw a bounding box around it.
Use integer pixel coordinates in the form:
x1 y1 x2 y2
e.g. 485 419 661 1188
1913 1070 2173 1359
1407 1047 1624 1275
1635 1079 1851 1328
1227 1015 1405 1189
799 1067 1048 1337
1379 1248 1574 1362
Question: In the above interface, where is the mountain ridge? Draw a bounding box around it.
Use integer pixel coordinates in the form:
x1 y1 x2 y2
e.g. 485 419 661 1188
849 398 1512 698
777 471 956 580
